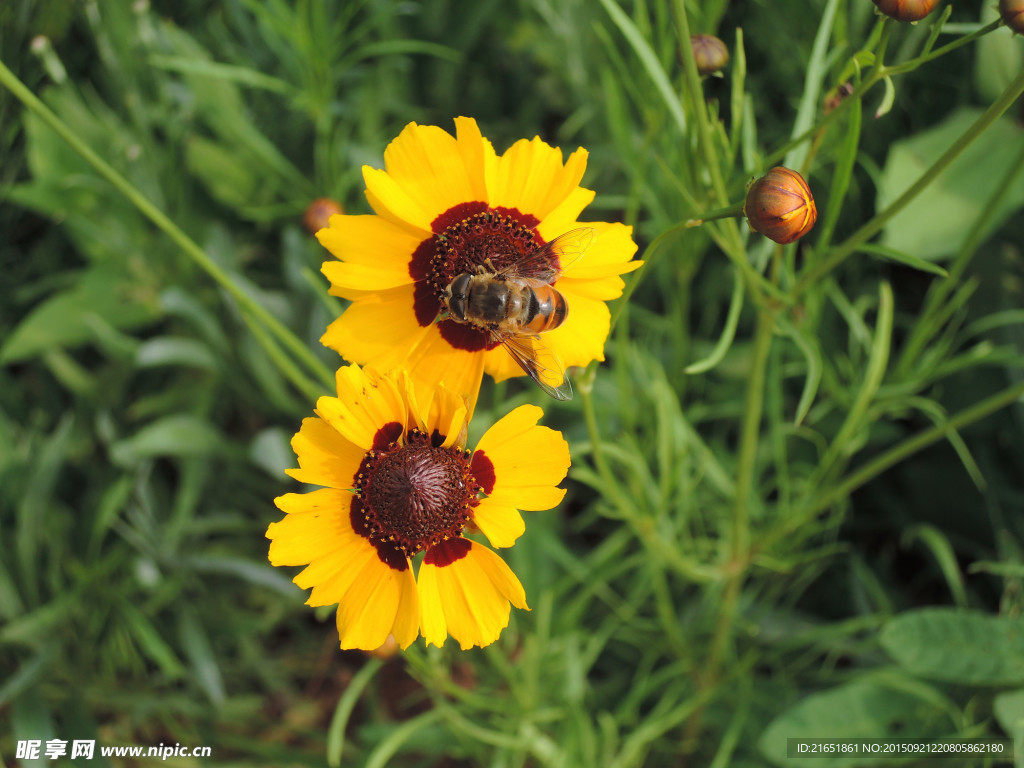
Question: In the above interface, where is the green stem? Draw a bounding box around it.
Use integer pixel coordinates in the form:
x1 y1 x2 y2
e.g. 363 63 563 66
673 0 727 206
884 19 1002 76
732 309 773 557
672 0 753 305
809 378 1024 515
243 308 324 405
793 65 1024 296
0 58 334 394
759 20 999 182
685 201 745 226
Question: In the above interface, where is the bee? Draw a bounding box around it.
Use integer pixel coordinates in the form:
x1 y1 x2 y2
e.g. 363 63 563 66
440 227 595 401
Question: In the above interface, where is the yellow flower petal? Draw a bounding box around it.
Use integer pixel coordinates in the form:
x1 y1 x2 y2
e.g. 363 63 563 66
404 328 486 416
284 416 364 488
541 290 610 369
381 122 484 224
316 366 407 451
418 540 527 649
490 139 588 222
301 536 377 606
416 556 447 648
535 186 596 241
363 164 435 236
455 116 496 201
319 287 432 378
335 554 419 650
471 500 525 548
425 382 469 448
482 343 525 383
473 405 571 495
486 485 566 512
267 489 352 566
557 222 641 287
317 215 419 295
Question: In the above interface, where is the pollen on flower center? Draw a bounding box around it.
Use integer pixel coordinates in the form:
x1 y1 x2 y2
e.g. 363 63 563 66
354 428 481 557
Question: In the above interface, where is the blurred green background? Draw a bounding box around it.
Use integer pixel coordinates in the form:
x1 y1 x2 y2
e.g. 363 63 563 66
3 0 1024 766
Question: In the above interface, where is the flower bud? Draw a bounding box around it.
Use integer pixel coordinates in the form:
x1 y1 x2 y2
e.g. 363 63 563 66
871 0 939 22
744 167 817 244
303 197 344 235
690 35 729 75
366 634 400 660
824 82 854 115
1000 0 1024 34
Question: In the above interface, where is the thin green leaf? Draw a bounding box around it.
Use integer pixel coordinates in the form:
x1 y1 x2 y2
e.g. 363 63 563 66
685 265 743 374
147 54 292 93
596 0 686 133
860 243 949 277
776 317 823 427
875 74 896 119
901 525 968 608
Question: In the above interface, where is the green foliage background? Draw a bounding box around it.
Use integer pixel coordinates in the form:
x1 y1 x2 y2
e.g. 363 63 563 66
2 0 1024 766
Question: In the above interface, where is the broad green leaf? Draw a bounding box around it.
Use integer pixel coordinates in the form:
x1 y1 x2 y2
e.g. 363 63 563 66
974 5 1024 104
109 415 226 467
877 108 1024 260
759 680 941 767
880 608 1024 685
1 267 161 364
993 688 1024 741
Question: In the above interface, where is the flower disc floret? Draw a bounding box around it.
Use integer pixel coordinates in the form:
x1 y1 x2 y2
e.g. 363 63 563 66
316 117 641 408
355 427 480 556
267 364 571 650
413 208 553 352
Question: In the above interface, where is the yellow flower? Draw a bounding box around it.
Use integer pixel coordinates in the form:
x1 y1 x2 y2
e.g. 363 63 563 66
315 116 640 406
266 364 570 650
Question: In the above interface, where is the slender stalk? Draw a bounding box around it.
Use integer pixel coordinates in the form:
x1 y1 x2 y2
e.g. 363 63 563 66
732 309 774 556
681 305 774 759
793 65 1024 296
672 0 753 305
809 379 1024 515
0 58 334 393
884 19 1002 75
899 139 1024 374
760 20 1000 180
672 0 727 206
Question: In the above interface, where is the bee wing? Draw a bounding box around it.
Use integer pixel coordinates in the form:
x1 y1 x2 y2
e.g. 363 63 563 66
497 332 573 401
503 227 596 283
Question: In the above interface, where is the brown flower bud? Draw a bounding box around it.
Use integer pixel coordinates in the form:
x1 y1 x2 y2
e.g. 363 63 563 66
690 35 729 75
303 197 344 235
366 634 400 660
744 167 817 244
871 0 940 22
824 82 854 115
1000 0 1024 33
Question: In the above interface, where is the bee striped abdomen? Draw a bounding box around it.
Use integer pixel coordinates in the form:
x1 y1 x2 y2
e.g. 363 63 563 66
522 286 568 334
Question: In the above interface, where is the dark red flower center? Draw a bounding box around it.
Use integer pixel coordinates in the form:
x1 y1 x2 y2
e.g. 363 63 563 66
352 425 484 568
409 204 554 351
